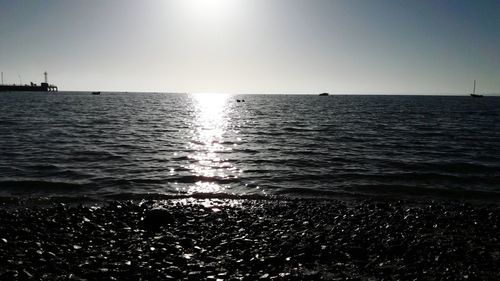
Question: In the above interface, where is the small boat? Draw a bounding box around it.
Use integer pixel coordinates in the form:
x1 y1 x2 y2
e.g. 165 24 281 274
92 91 101 95
319 92 329 96
470 80 483 98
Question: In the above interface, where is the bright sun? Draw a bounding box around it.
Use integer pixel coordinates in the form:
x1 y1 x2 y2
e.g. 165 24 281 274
177 0 243 24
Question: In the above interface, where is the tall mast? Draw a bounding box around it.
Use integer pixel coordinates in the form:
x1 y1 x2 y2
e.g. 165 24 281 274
1 72 3 85
44 71 48 83
473 80 476 94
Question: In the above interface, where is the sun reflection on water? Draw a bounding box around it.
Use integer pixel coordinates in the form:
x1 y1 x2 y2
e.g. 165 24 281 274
186 93 237 193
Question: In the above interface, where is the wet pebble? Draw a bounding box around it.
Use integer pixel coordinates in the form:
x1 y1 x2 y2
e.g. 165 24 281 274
0 199 498 280
140 208 175 230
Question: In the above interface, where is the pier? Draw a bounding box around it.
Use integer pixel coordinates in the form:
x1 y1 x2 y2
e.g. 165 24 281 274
0 71 58 92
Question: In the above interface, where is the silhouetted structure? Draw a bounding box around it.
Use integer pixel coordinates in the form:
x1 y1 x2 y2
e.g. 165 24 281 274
0 71 58 92
319 92 329 96
470 80 483 98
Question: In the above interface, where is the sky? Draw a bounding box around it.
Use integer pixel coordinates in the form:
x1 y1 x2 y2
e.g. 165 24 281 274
0 0 499 94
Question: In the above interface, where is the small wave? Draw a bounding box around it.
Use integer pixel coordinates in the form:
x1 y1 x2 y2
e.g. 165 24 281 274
173 167 190 172
270 174 334 182
0 151 22 157
89 119 112 125
273 171 500 185
171 156 193 161
71 150 125 162
275 185 500 201
285 150 332 157
190 140 206 145
243 169 273 174
282 127 327 132
102 192 271 201
170 175 240 184
23 164 60 171
347 184 500 200
0 120 17 126
274 187 355 198
129 178 166 184
42 169 92 179
95 175 241 187
388 161 500 174
360 172 500 185
232 148 260 154
0 180 85 193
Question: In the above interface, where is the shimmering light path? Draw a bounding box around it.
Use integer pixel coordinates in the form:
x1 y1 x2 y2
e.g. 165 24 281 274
185 93 240 193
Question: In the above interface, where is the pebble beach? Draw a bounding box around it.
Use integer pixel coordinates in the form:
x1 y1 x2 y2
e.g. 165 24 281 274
1 198 498 280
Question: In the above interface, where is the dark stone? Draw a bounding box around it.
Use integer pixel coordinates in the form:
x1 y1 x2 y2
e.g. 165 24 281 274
19 269 33 279
141 208 175 230
346 246 368 261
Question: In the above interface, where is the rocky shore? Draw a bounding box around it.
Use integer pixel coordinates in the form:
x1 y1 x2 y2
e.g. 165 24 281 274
0 198 498 280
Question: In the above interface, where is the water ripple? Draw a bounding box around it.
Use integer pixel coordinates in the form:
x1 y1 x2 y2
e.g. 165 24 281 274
1 93 499 199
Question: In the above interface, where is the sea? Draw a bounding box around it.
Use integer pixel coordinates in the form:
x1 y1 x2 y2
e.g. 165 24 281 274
1 92 499 201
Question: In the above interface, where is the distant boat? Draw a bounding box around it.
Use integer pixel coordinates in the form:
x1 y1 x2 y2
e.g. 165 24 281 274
470 80 483 98
319 93 329 96
92 91 101 95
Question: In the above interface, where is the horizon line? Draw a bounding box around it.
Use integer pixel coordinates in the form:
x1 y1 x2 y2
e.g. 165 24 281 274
55 90 500 96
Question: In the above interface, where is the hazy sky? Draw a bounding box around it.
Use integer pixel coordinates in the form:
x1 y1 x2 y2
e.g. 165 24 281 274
0 0 499 94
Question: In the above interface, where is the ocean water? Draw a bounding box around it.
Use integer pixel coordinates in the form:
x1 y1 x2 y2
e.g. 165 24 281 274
1 92 499 200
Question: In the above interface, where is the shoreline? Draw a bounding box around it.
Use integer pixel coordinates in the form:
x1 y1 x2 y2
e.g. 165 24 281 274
1 197 499 280
1 189 500 210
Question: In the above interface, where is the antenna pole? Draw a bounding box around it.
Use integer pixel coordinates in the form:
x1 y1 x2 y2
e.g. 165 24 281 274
473 80 476 94
44 71 48 83
18 75 22 85
1 72 3 85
